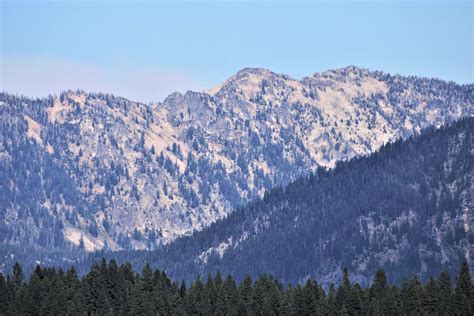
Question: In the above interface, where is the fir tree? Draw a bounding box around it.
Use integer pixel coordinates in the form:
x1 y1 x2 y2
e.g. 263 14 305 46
456 259 472 300
11 262 24 290
223 274 240 315
423 277 439 313
239 274 254 310
279 286 294 315
437 270 452 315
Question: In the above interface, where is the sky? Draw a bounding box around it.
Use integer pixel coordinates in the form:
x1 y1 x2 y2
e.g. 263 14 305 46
1 0 472 102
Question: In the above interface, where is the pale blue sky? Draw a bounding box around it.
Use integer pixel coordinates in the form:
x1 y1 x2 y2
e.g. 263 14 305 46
1 0 472 102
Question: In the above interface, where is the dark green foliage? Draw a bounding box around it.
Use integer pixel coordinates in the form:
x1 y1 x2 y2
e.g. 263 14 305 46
1 259 471 315
82 117 473 288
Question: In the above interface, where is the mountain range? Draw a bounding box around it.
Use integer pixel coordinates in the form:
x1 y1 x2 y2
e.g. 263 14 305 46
112 117 471 286
0 66 472 273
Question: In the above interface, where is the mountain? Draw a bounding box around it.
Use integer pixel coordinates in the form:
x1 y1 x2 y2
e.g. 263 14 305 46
0 66 473 268
94 117 473 286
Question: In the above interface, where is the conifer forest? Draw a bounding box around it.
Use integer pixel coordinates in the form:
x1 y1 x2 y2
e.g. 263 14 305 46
0 259 472 315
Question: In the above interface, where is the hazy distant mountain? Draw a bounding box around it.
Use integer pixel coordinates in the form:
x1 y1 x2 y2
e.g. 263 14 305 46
0 66 472 267
90 117 473 286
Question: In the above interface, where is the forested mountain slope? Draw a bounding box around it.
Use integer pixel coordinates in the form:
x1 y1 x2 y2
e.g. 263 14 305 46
1 67 472 268
110 118 473 286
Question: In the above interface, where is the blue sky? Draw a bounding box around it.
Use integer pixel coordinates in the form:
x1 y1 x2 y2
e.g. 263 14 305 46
1 0 472 102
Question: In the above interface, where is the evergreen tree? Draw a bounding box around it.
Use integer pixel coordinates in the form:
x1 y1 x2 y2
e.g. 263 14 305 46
213 271 226 315
402 275 424 315
0 257 472 316
169 283 186 315
11 262 24 290
251 278 266 315
279 286 294 315
24 266 44 314
456 259 472 300
302 279 318 315
264 277 281 315
106 259 122 314
205 273 218 313
180 279 187 299
386 285 402 315
292 285 306 315
83 262 111 314
223 274 240 315
370 268 392 314
449 286 471 316
422 277 439 313
437 270 452 315
0 273 9 314
452 259 473 315
68 287 87 315
239 274 254 310
327 283 338 315
187 276 211 315
40 270 68 315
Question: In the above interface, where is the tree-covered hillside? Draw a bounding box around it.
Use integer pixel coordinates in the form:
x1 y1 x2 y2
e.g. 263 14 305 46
97 117 473 286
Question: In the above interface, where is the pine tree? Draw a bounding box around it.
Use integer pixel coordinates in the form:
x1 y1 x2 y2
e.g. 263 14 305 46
180 279 187 299
370 268 392 314
317 285 330 315
327 283 338 315
452 259 473 315
422 277 439 313
40 270 68 315
107 259 122 314
0 273 8 315
437 270 452 315
142 263 155 292
449 286 471 316
84 262 110 314
386 285 402 315
345 288 362 315
251 279 266 315
24 266 44 314
118 262 136 315
370 268 388 299
456 259 472 300
302 279 318 315
342 267 351 290
279 286 294 315
187 276 211 315
11 262 24 290
125 278 143 315
223 274 240 315
169 283 186 315
292 285 306 315
13 280 28 315
213 272 226 315
205 273 218 313
154 287 170 315
239 274 253 310
401 275 424 315
265 277 282 315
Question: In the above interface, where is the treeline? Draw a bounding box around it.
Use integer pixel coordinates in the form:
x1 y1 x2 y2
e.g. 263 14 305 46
0 259 472 315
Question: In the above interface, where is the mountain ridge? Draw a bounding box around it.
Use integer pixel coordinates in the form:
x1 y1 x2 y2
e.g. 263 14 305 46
87 117 473 286
0 66 472 269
